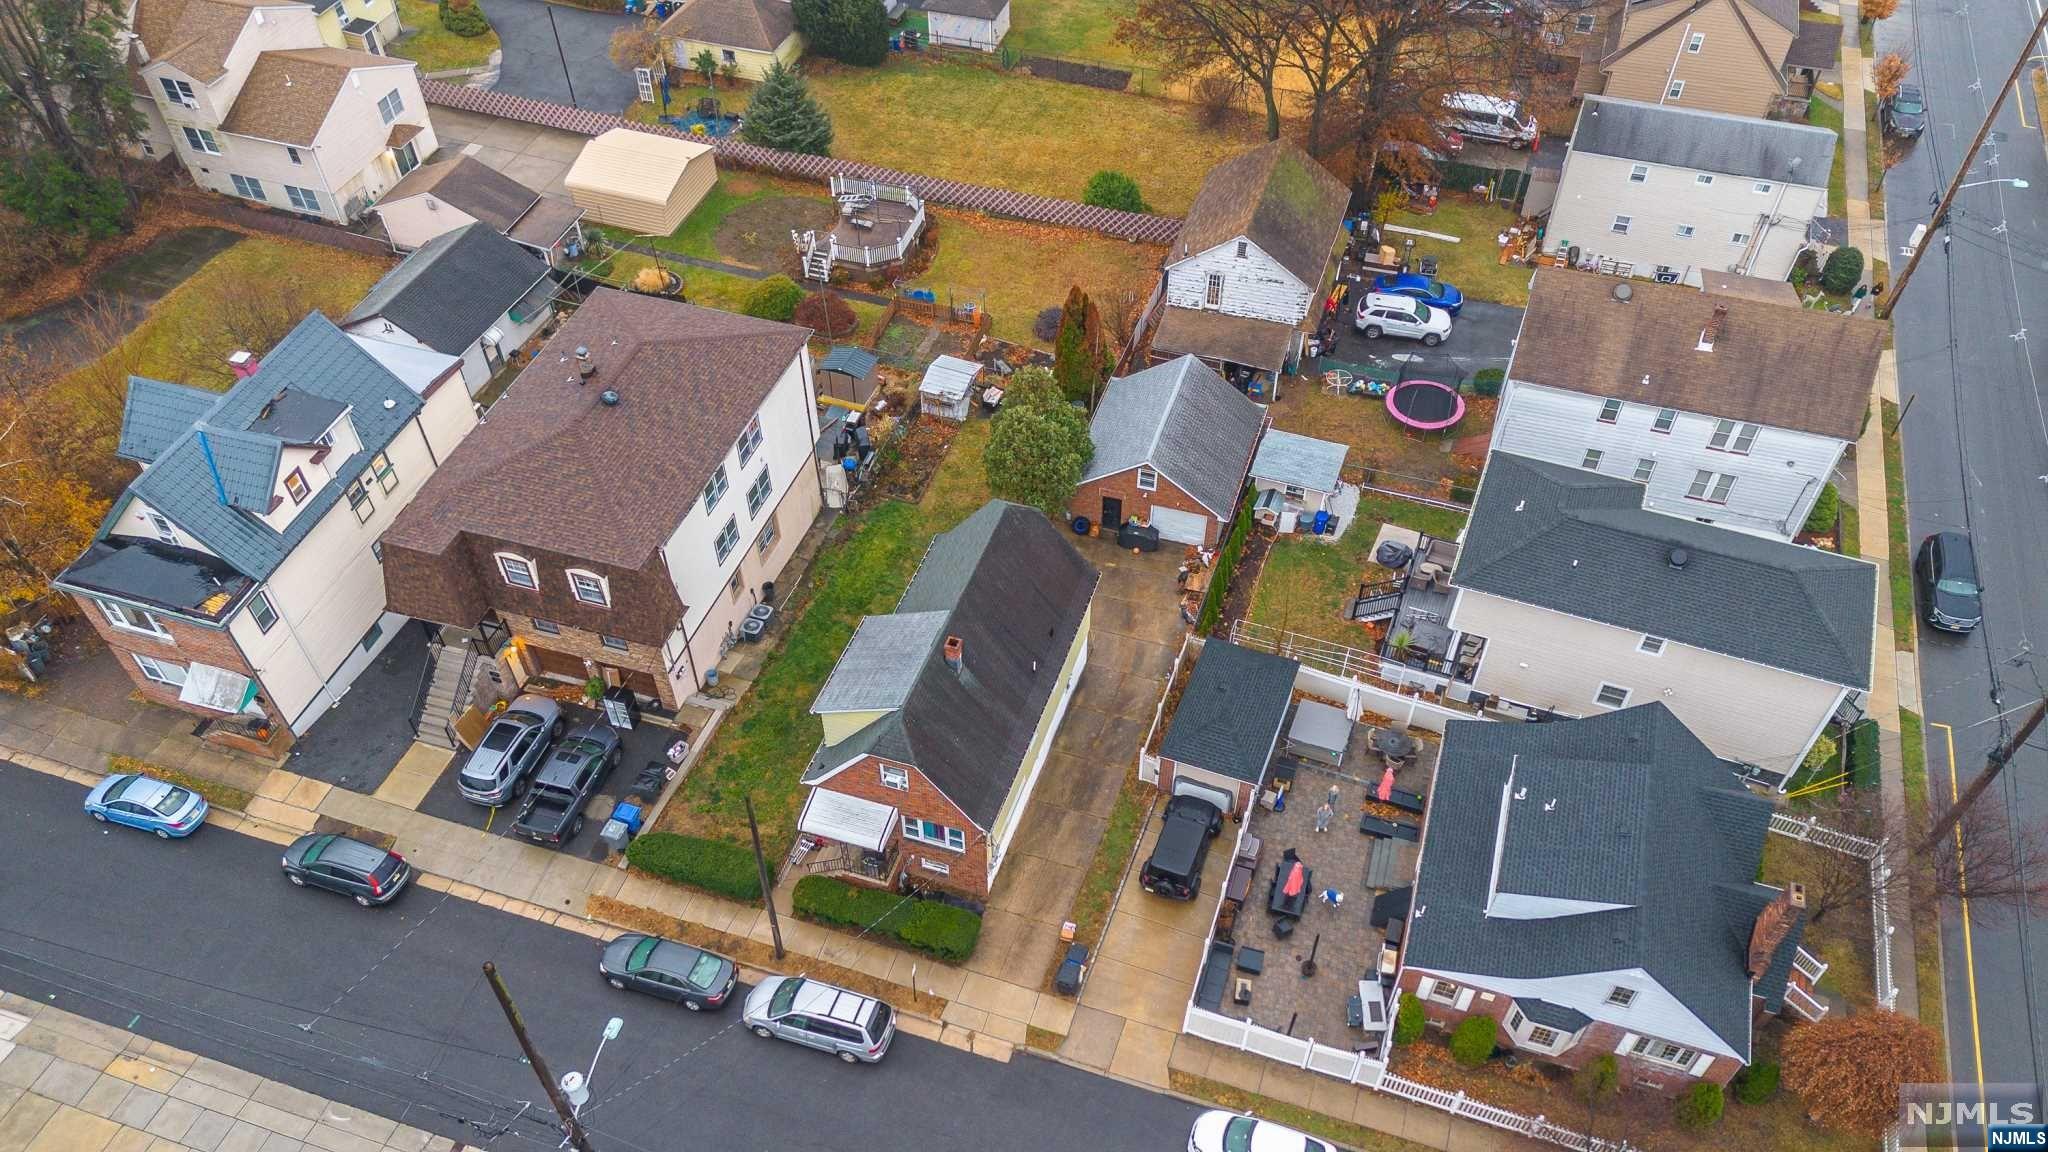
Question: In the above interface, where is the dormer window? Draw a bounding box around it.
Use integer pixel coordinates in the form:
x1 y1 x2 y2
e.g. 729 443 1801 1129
568 569 611 607
283 469 310 505
496 553 538 590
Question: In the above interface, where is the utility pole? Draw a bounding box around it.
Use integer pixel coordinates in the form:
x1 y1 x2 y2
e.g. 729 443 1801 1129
546 5 579 109
1879 3 2048 318
483 962 597 1152
1921 697 2048 854
746 795 785 960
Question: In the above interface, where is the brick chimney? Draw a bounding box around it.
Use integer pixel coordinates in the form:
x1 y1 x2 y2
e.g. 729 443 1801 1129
227 350 260 379
1697 304 1729 351
942 635 963 671
1746 882 1805 979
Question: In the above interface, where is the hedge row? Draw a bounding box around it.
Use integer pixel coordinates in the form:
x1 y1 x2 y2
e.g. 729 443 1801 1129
625 832 762 902
1197 489 1255 632
791 875 982 962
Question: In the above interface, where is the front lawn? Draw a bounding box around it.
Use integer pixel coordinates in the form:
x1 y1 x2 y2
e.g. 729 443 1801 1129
1387 197 1531 307
390 0 500 74
1247 495 1468 649
592 171 835 267
906 209 1164 348
1808 96 1848 217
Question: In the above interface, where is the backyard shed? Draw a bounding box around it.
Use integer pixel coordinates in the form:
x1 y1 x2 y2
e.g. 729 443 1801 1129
922 0 1010 50
564 129 717 235
918 355 980 422
817 345 881 411
1251 429 1349 509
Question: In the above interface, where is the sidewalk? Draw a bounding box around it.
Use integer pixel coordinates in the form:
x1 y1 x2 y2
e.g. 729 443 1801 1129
0 992 450 1152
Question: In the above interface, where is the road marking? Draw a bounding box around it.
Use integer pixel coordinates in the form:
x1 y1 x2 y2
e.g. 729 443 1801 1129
1933 719 1988 1134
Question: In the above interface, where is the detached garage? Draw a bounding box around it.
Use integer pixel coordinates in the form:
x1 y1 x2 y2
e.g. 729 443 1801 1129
1069 353 1264 547
1158 639 1300 815
564 128 717 235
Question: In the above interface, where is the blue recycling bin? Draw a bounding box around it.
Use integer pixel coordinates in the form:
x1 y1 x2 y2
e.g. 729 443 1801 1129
612 801 645 834
1313 509 1331 535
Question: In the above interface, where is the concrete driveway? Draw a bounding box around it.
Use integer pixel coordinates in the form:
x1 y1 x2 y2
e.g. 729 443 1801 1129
1323 298 1523 389
429 104 590 197
485 0 638 111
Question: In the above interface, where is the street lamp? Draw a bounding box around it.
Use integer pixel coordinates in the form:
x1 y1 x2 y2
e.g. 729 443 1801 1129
557 1017 624 1147
1957 178 2031 190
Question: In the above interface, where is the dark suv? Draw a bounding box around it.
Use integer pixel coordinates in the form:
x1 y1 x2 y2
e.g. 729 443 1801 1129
1882 84 1926 138
281 833 410 907
1140 795 1223 900
511 725 622 845
1915 531 1983 633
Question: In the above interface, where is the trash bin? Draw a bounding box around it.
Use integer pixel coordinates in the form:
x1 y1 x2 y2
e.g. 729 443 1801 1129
1313 509 1331 536
1055 943 1089 996
598 818 631 854
612 801 645 834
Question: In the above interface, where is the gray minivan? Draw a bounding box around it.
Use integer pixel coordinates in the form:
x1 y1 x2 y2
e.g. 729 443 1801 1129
742 976 895 1063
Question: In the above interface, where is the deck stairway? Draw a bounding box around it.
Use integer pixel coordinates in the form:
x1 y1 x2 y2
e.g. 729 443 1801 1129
1347 578 1405 624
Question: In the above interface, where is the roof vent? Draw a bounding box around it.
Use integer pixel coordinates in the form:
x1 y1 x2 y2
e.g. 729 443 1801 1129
1668 547 1690 569
382 398 397 410
578 361 596 382
575 346 591 361
600 389 620 406
1611 283 1633 303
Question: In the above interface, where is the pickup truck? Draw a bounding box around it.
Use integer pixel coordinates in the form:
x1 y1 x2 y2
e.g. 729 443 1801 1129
511 724 622 845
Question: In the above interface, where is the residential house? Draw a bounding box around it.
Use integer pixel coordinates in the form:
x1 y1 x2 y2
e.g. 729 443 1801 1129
1396 705 1828 1095
1155 639 1300 816
370 155 587 267
1248 428 1349 532
795 501 1097 899
1596 0 1800 118
1534 0 1626 101
126 0 436 222
660 0 803 81
306 0 400 54
1493 268 1880 539
342 222 556 400
378 288 824 711
1446 452 1876 779
1547 96 1832 285
1150 141 1351 396
923 0 1010 50
1070 355 1265 548
53 313 477 740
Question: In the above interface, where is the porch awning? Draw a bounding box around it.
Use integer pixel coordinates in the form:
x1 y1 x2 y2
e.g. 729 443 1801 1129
799 788 897 853
177 662 260 716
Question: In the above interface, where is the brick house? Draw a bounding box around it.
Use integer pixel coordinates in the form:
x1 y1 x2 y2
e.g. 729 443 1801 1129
379 288 823 712
1069 355 1265 548
1154 639 1300 817
794 502 1097 901
1394 704 1829 1094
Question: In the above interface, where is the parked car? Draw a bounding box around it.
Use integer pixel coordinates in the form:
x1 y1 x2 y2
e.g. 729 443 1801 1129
1141 794 1223 900
83 772 207 839
1915 530 1983 633
457 695 564 806
511 724 622 845
1355 292 1453 346
742 976 895 1063
1439 91 1538 148
1882 84 1927 138
280 833 411 907
598 933 737 1011
1371 272 1465 316
1188 1110 1332 1152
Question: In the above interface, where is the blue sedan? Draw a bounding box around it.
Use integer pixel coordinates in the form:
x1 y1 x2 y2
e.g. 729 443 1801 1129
84 773 208 839
1371 272 1464 316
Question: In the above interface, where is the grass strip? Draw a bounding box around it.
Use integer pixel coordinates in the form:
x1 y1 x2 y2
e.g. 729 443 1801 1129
1882 399 1914 650
107 754 254 813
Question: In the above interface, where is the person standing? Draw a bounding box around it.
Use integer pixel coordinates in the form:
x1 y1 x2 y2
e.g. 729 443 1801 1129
1314 801 1334 833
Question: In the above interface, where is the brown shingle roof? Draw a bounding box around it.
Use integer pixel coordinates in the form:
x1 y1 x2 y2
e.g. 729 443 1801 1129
387 122 424 147
659 0 796 53
220 48 411 147
378 155 542 233
1172 140 1350 289
133 0 267 84
382 288 812 569
1510 268 1881 441
1150 306 1295 372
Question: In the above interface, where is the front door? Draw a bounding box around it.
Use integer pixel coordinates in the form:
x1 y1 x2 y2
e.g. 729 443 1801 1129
1101 496 1123 530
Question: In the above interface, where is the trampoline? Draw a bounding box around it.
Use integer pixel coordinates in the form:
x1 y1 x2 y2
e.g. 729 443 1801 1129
1385 379 1465 431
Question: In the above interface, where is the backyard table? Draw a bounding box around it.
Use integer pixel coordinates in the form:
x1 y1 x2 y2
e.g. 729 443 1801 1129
1370 727 1418 766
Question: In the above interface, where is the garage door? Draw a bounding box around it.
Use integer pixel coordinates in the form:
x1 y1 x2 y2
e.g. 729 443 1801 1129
1149 506 1210 546
1172 774 1237 816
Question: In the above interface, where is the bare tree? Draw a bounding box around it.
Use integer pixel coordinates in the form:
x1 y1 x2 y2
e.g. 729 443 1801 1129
1096 284 1145 354
1277 0 1369 155
1795 790 2048 924
171 273 326 386
1119 0 1292 140
608 20 666 76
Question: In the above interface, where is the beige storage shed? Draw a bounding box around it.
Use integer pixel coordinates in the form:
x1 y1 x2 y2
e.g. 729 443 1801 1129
564 128 717 235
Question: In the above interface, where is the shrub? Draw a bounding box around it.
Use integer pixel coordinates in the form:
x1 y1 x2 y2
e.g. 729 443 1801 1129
624 833 762 902
1033 307 1063 343
1471 368 1505 398
1577 1053 1619 1098
1847 718 1881 789
1731 1060 1781 1105
1082 170 1149 213
1196 489 1255 632
792 291 857 339
1449 484 1475 504
1394 992 1426 1044
1799 730 1840 778
1448 1015 1497 1067
792 0 888 65
791 875 982 961
1676 1082 1726 1129
743 274 806 322
1802 482 1840 536
1821 246 1864 295
438 0 492 35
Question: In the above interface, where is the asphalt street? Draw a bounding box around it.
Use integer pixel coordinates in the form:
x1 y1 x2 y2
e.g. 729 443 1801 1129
1880 0 2048 1095
0 764 1203 1152
485 0 638 111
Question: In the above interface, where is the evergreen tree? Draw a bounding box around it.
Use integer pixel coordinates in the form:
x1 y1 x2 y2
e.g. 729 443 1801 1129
740 63 834 156
985 368 1093 516
1052 286 1110 405
793 0 889 65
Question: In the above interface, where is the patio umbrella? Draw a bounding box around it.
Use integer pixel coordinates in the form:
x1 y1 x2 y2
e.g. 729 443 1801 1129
1377 765 1396 802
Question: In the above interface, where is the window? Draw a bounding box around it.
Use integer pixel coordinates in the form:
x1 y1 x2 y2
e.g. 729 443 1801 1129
1628 164 1648 184
1581 449 1603 470
182 127 220 155
1205 272 1225 306
1685 30 1704 51
1674 224 1695 238
1632 457 1656 483
286 145 302 165
1694 173 1714 186
98 598 167 638
600 634 629 652
377 89 404 123
247 591 278 634
1687 469 1735 503
496 553 538 590
1652 407 1677 433
1136 466 1158 492
568 570 610 607
920 857 951 876
371 540 383 562
1708 420 1759 454
1607 986 1638 1007
755 512 780 557
283 469 310 504
392 140 418 175
714 516 740 564
229 174 265 201
1666 80 1685 99
141 139 154 157
1575 12 1596 31
529 617 561 635
368 452 397 494
359 619 382 652
1594 683 1631 708
879 764 909 791
721 48 737 64
161 77 197 106
728 570 745 601
1507 1007 1526 1032
1730 231 1751 244
145 511 179 545
1753 181 1773 194
284 185 320 212
1632 1037 1699 1067
133 655 188 687
1610 215 1631 235
1596 398 1622 424
1235 241 1248 258
902 817 966 852
701 465 729 512
1427 979 1460 1004
345 480 373 523
735 415 765 466
1637 635 1666 655
1527 1025 1561 1047
745 469 773 517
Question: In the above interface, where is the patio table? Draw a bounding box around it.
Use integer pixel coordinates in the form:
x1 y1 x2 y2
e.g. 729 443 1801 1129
1370 727 1418 762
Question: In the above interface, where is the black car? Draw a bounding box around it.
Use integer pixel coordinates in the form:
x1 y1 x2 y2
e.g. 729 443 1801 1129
1883 84 1927 138
598 933 738 1011
1140 794 1223 900
1915 531 1983 633
281 833 411 906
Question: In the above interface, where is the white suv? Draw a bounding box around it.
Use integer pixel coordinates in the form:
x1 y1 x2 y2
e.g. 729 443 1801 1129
1355 292 1453 346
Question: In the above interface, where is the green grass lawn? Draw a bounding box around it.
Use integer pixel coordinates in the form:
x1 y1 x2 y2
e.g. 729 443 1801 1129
1006 0 1148 68
1882 399 1914 650
908 208 1164 348
592 170 829 267
1248 495 1468 649
1898 706 1947 1069
390 0 500 73
1388 197 1529 307
1808 96 1848 217
1866 99 1887 220
592 248 763 314
659 420 993 852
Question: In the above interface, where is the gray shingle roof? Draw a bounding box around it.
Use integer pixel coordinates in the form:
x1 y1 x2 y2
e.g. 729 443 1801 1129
1456 453 1876 688
1515 998 1593 1032
1158 639 1299 784
195 426 284 511
1250 428 1348 494
118 377 223 464
1403 705 1802 1059
244 388 348 444
344 222 551 356
803 502 1098 828
1571 95 1837 186
1082 355 1264 518
811 611 951 713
